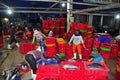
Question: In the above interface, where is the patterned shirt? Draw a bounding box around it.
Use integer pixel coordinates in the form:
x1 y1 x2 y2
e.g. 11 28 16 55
69 34 84 45
26 50 45 61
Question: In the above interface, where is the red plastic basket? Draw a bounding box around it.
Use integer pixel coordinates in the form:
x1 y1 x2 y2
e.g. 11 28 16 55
57 43 66 53
100 50 111 59
93 38 101 48
111 44 119 58
65 44 73 59
84 75 107 80
36 65 60 80
60 61 84 80
46 46 56 57
19 42 38 54
84 62 109 80
82 47 91 59
46 37 56 44
115 70 120 80
118 58 120 66
49 20 55 26
85 38 93 48
0 38 3 49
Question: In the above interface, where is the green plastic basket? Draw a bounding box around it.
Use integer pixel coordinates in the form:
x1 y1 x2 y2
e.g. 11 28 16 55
57 53 65 57
43 30 49 33
65 40 69 43
93 47 97 51
80 30 87 32
55 26 60 28
100 47 111 52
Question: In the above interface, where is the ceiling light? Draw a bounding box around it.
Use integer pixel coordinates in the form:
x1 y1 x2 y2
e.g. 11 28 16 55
61 3 66 7
116 14 120 19
7 9 13 15
3 18 9 22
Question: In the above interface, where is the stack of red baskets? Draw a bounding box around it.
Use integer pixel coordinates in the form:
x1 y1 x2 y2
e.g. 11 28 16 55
65 44 73 60
0 38 3 49
115 57 120 80
100 43 111 59
19 42 38 54
46 37 56 57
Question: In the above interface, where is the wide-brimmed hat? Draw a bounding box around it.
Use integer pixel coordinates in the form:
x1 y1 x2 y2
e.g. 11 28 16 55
90 50 100 58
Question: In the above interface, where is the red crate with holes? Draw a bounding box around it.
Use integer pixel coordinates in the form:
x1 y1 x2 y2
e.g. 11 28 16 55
56 38 66 54
84 62 109 80
93 38 101 48
100 50 111 59
77 23 88 30
19 42 38 54
57 43 66 54
55 20 60 26
59 18 65 26
85 38 93 48
59 26 65 37
60 61 84 80
2 30 9 39
100 43 111 59
111 44 119 58
82 47 91 60
118 58 120 66
65 44 73 59
46 37 56 44
46 46 56 57
20 37 26 43
46 37 56 57
49 20 55 27
36 65 60 80
0 38 3 49
115 70 120 80
81 32 87 37
116 40 120 51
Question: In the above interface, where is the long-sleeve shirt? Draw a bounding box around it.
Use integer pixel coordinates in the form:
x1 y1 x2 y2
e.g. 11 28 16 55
9 28 16 37
26 50 45 61
69 34 84 45
33 30 46 41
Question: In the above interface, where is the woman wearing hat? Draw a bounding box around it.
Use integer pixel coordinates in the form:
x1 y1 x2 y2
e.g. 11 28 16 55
88 50 104 62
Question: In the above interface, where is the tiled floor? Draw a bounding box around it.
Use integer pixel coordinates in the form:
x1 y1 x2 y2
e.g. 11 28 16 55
0 40 118 80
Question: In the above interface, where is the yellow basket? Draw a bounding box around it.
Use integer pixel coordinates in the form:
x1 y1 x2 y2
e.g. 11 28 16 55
88 26 93 28
56 38 65 44
46 44 56 47
117 65 120 72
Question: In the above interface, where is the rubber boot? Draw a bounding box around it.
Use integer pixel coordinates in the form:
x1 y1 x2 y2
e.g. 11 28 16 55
16 43 19 47
31 70 36 80
72 53 77 59
8 44 12 49
79 54 82 59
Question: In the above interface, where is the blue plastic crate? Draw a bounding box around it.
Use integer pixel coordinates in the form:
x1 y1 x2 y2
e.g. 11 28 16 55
15 76 21 80
0 52 2 57
98 36 111 42
28 78 33 80
36 59 59 66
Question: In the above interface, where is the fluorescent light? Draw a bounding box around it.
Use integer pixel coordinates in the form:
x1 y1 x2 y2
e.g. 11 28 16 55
116 14 120 19
61 3 66 7
7 9 13 15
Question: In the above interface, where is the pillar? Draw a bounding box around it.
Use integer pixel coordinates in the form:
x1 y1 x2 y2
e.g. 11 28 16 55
88 15 93 26
67 0 73 32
